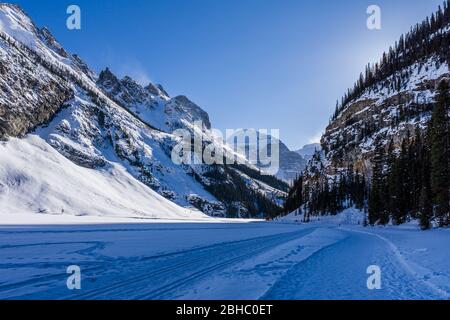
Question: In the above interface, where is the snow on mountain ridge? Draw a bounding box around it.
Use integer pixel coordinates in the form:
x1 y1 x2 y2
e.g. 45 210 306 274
97 68 212 132
0 4 286 219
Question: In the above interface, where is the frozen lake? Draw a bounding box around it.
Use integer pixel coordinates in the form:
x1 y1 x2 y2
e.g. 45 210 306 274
0 221 449 300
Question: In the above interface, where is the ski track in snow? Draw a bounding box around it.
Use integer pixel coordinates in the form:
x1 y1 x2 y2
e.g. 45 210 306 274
340 227 450 299
0 222 448 300
263 228 445 300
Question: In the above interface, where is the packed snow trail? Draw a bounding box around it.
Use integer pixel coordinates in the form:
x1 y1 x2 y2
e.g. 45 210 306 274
0 222 448 300
263 228 446 300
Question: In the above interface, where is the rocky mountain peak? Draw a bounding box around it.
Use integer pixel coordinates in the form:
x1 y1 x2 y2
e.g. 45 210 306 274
170 95 212 129
157 84 169 97
145 83 163 97
71 54 96 81
143 82 169 98
145 83 160 95
0 3 39 40
0 3 24 13
38 26 68 58
121 75 143 92
97 68 120 91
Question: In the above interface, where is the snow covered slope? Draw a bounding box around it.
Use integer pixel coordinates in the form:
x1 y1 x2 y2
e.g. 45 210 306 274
0 3 286 219
0 136 206 220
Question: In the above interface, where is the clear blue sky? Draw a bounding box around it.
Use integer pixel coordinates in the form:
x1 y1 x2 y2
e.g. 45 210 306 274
11 0 443 149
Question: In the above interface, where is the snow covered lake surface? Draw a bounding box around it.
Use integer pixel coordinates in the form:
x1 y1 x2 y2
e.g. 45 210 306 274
0 219 449 300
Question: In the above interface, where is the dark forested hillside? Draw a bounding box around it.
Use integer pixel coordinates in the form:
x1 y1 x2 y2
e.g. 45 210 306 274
332 0 450 122
283 2 450 228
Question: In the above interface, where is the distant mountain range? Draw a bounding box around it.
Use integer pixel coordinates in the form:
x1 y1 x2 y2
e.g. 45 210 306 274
295 143 321 162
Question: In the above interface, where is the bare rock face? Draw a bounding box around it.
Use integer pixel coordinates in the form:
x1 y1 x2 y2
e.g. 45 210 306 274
145 83 168 97
276 141 307 182
97 68 212 132
38 27 69 58
168 95 212 130
0 40 73 139
186 194 226 217
97 68 121 94
49 141 107 169
71 54 97 82
321 71 449 177
0 4 74 139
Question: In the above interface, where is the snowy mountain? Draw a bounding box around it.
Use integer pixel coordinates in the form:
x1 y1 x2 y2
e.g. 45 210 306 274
322 57 449 177
96 68 212 133
319 5 450 179
231 129 307 182
276 140 307 182
320 7 450 175
295 143 321 162
0 3 287 219
284 2 450 226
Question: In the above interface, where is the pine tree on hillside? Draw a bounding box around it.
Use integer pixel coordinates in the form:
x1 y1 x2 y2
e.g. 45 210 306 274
417 128 433 229
419 171 433 230
332 0 450 121
369 139 387 225
388 146 401 224
410 127 425 215
283 175 304 215
430 80 450 226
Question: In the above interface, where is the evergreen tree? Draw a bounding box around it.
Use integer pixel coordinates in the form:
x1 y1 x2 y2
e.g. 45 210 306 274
419 176 433 230
391 139 410 225
284 175 304 215
430 80 450 226
369 139 386 225
418 128 433 229
331 1 450 121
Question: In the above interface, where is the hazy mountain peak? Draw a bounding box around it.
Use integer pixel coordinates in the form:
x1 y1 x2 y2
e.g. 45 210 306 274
296 143 321 161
